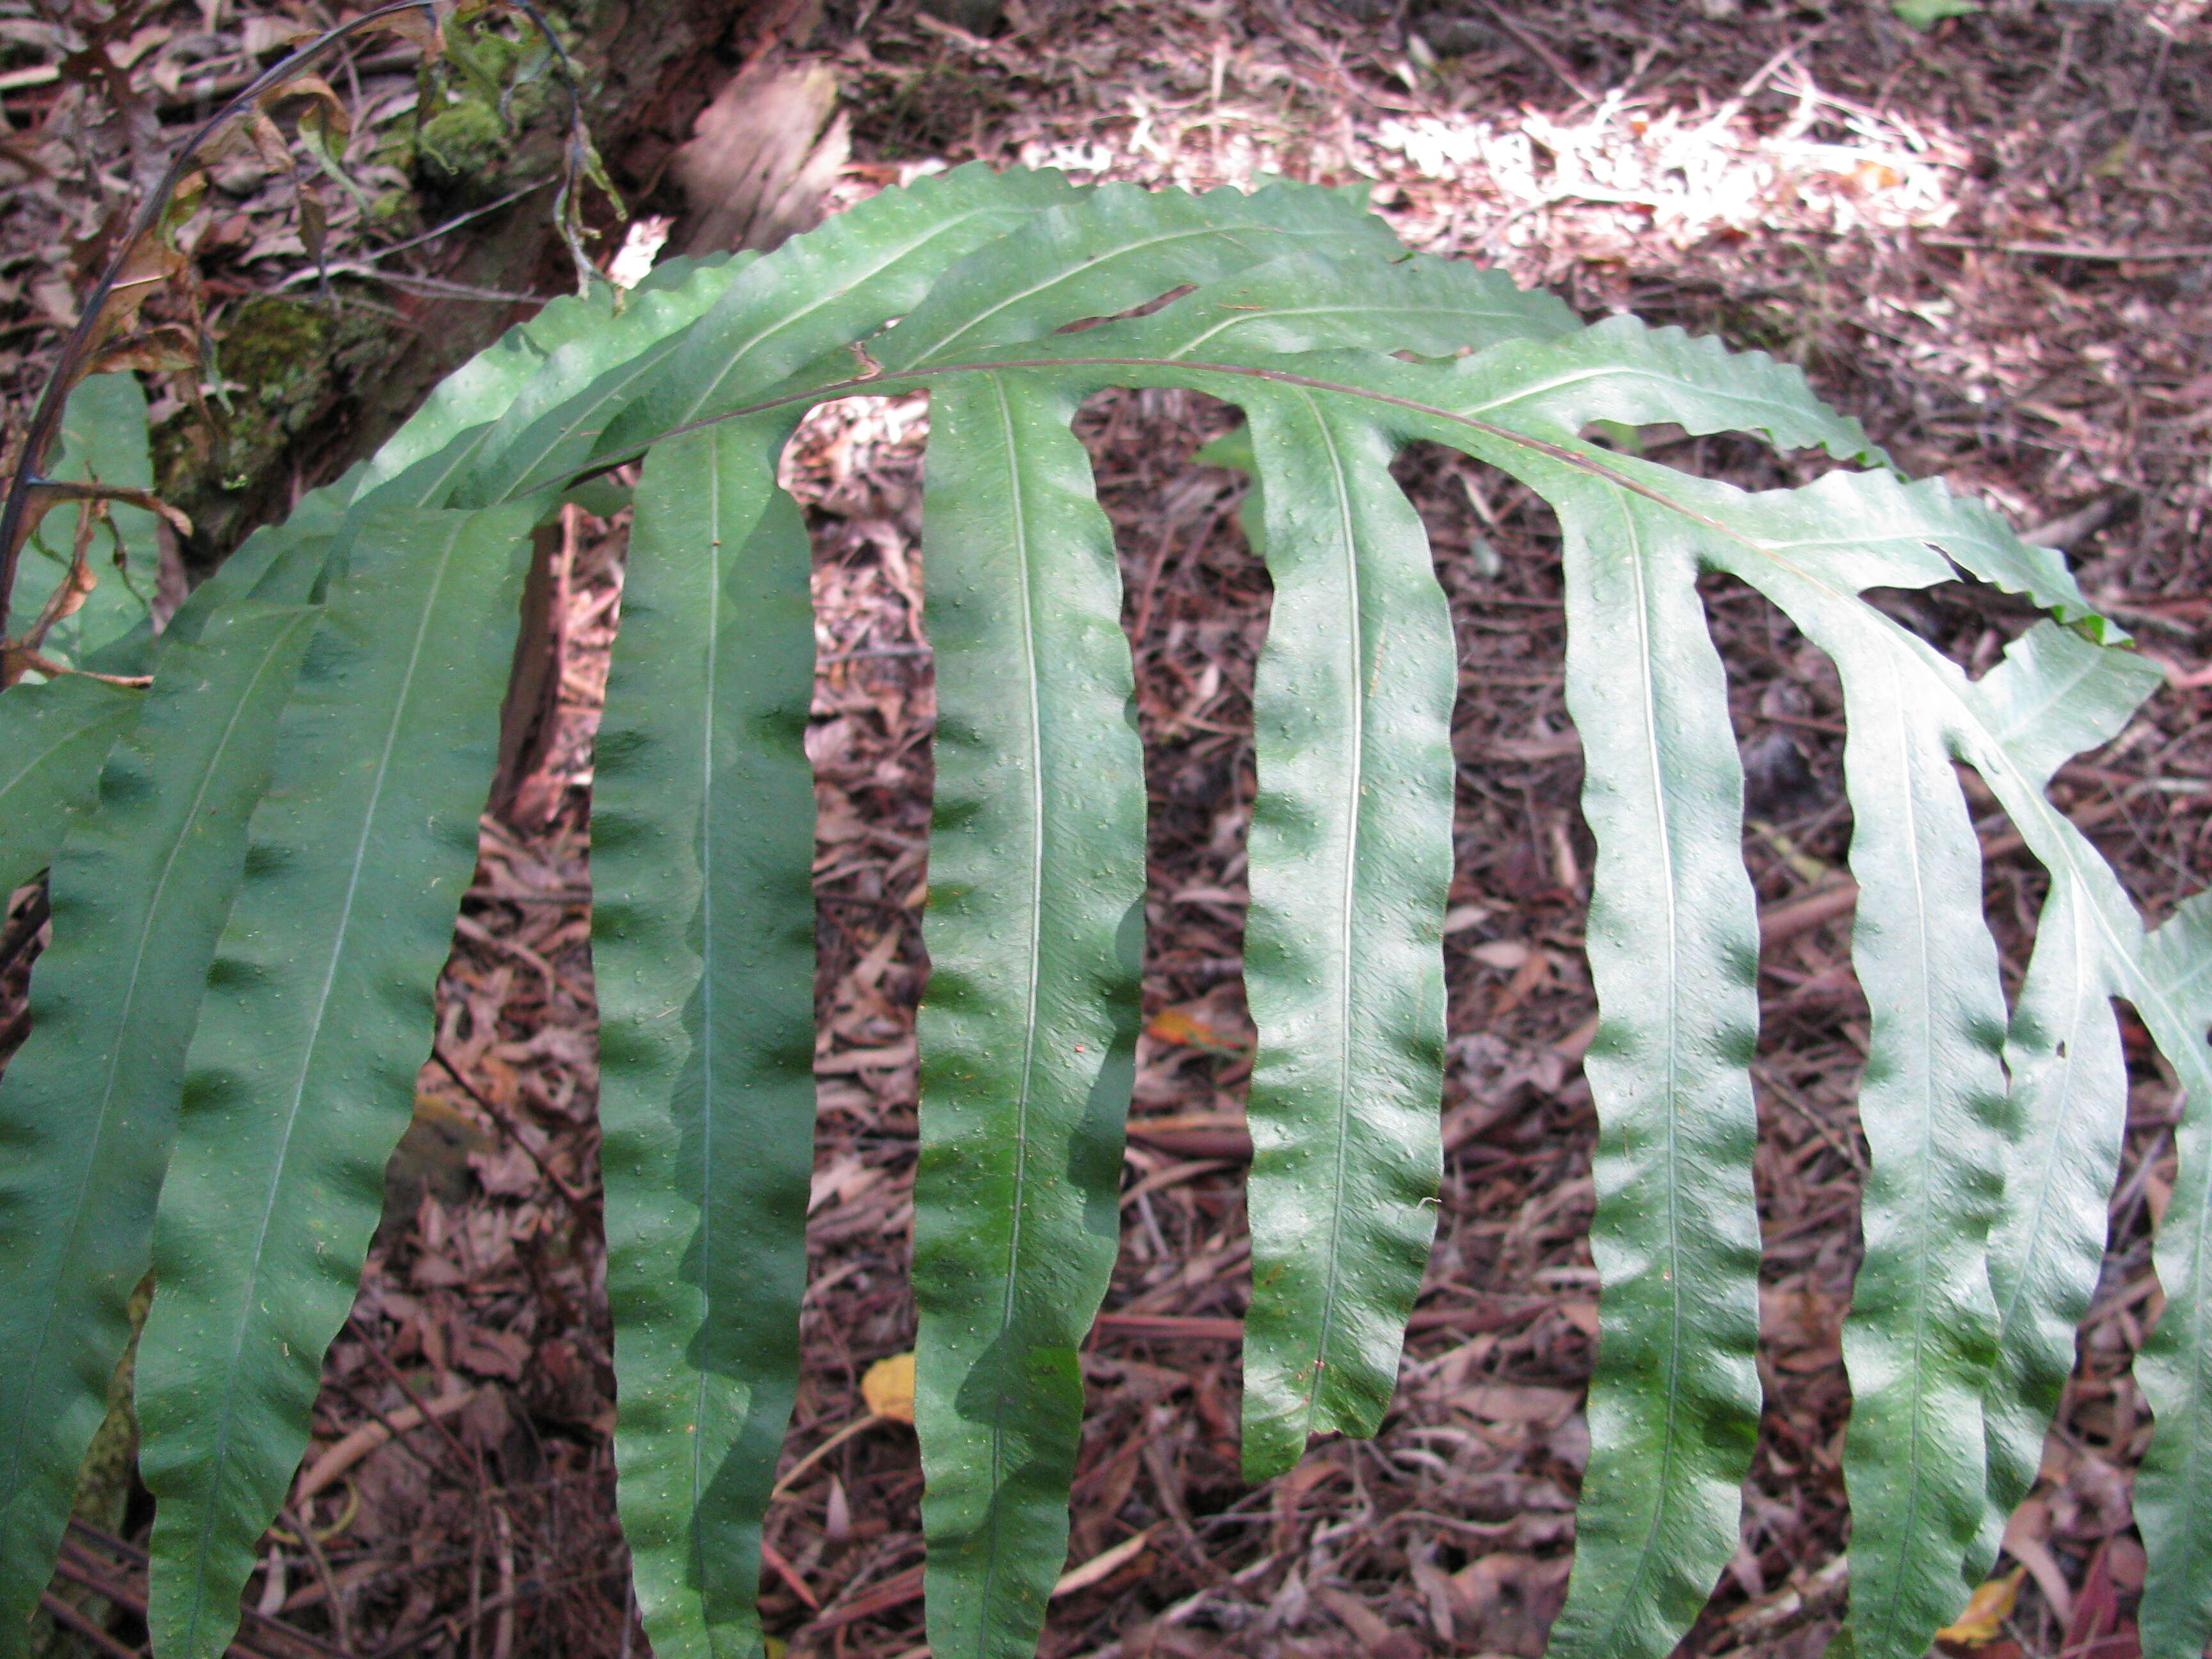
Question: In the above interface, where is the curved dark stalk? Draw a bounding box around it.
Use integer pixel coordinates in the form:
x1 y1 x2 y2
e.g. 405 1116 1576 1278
0 0 593 628
585 353 1728 529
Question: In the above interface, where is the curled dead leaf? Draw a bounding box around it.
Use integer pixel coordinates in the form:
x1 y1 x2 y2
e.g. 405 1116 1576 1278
1937 1564 2024 1647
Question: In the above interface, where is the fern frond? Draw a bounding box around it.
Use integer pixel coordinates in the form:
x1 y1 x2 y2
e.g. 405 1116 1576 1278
135 501 533 1659
0 675 142 896
584 236 2203 1657
593 419 815 1659
1235 388 1455 1479
3 167 2205 1659
0 588 323 1642
2135 894 2212 1659
913 373 1145 1659
584 239 2195 1656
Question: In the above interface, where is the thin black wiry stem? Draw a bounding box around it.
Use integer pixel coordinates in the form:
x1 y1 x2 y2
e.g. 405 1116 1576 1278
0 0 593 629
0 0 436 624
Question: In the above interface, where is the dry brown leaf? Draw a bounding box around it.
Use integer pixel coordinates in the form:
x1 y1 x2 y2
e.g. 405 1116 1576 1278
1935 1565 2023 1646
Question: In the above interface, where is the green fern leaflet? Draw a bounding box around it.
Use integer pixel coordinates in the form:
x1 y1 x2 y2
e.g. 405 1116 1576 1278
1 166 2206 1659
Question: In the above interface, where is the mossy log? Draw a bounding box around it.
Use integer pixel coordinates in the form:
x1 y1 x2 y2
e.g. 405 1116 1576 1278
161 0 813 573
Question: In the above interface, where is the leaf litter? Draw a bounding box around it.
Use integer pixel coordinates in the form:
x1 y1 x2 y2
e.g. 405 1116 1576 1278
3 0 2210 1655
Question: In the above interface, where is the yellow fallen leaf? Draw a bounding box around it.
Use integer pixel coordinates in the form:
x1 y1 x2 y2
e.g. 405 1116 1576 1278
1937 1565 2024 1646
1144 1006 1248 1054
862 1352 917 1425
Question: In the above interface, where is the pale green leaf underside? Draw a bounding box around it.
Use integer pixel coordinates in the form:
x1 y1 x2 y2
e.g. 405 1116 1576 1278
2135 895 2212 1659
918 336 2163 1658
1237 389 1454 1478
914 373 1146 1659
1539 474 1763 1659
1975 624 2151 1567
1515 455 2164 1659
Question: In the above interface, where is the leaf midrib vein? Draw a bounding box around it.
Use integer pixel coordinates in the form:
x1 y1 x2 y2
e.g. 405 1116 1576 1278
1166 301 1537 358
184 518 461 1647
968 372 1046 1649
690 427 725 1587
895 224 1263 368
686 209 1014 424
491 332 691 502
1459 364 1841 436
1289 388 1362 1443
4 614 309 1503
0 694 127 809
1583 497 1692 1646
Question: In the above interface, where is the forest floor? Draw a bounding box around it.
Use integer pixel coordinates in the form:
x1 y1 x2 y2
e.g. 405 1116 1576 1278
4 1 2212 1656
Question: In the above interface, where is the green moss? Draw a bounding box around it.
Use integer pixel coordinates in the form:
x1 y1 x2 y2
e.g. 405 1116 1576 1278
203 298 341 490
221 296 331 396
367 186 417 228
413 84 561 205
157 294 376 536
460 25 522 81
411 8 566 204
415 99 509 188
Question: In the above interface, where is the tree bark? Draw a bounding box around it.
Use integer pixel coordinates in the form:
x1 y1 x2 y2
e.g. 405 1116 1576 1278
170 0 821 572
